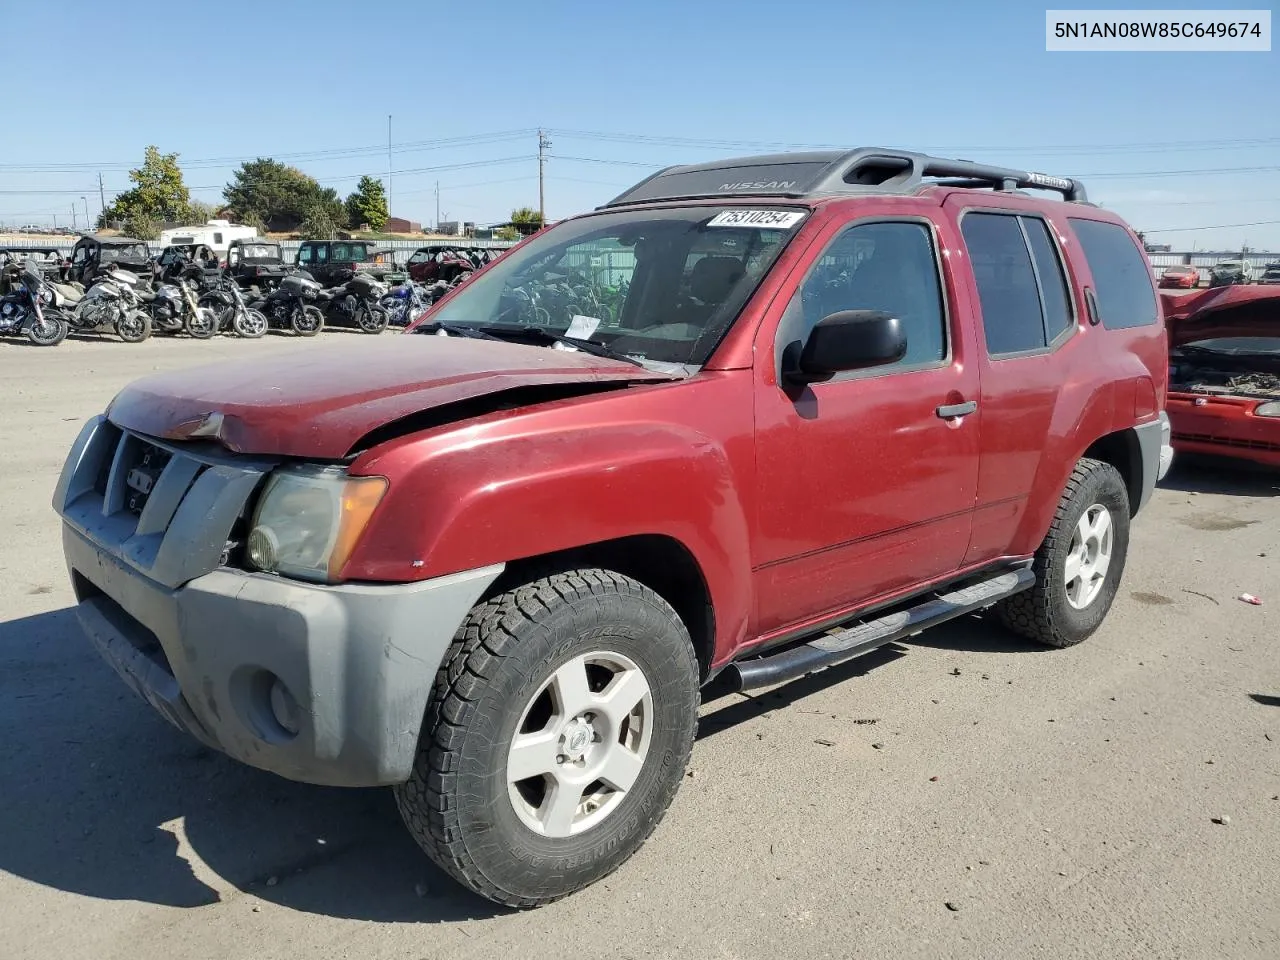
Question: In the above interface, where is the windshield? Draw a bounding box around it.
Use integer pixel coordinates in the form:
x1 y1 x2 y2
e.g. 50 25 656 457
238 243 280 259
331 242 367 262
419 205 807 367
101 244 148 262
1179 337 1280 356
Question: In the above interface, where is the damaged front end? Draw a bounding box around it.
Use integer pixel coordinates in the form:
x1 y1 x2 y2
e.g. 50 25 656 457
1164 286 1280 467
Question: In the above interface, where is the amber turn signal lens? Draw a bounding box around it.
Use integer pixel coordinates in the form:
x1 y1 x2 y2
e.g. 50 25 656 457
327 476 388 580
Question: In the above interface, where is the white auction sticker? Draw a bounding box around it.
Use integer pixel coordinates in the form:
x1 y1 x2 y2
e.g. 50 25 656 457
706 210 806 230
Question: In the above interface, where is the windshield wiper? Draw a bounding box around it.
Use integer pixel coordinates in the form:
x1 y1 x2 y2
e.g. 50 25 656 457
518 327 646 367
415 320 503 341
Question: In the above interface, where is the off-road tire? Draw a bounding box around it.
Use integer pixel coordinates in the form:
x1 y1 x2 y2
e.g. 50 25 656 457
997 457 1130 648
394 569 700 908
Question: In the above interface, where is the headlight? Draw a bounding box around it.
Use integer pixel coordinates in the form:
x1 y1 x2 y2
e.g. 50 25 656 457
246 465 387 583
1257 401 1280 418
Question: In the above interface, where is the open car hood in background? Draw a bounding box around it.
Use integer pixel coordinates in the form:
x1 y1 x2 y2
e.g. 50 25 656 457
1162 285 1280 347
105 336 677 459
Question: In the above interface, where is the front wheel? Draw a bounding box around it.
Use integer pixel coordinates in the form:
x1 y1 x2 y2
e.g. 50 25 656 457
26 312 68 346
114 309 152 343
356 306 388 334
233 308 268 339
292 305 323 337
395 569 700 908
996 458 1130 648
185 307 218 339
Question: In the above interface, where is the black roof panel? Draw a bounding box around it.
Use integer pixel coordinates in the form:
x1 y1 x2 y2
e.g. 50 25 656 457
602 148 1088 208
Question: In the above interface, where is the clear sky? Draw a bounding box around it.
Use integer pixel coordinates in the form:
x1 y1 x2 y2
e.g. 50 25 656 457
3 0 1276 251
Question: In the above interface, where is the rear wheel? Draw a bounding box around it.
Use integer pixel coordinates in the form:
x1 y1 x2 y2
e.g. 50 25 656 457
395 569 699 908
292 305 323 337
997 458 1130 647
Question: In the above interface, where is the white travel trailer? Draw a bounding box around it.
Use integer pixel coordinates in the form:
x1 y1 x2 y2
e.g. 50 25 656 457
157 219 258 258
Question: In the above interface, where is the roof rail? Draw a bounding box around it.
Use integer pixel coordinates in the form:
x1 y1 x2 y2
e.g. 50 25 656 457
601 147 1088 207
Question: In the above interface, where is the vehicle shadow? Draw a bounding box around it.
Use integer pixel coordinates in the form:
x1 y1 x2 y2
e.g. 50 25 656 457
1160 457 1280 498
0 607 502 923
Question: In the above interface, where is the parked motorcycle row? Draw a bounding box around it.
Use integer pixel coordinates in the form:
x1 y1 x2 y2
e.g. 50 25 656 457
0 249 475 347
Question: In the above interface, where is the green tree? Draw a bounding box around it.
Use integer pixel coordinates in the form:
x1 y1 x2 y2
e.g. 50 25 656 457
186 199 219 224
97 146 192 230
345 175 389 231
510 206 544 235
223 159 343 233
122 214 162 241
299 202 342 240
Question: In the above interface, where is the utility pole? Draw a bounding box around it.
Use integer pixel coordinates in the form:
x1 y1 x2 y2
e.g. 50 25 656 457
71 205 77 230
387 114 393 218
537 129 552 227
435 180 440 232
81 196 89 229
98 172 106 213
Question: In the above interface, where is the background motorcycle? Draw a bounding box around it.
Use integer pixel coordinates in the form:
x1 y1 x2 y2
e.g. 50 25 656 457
199 274 268 339
143 264 219 339
0 258 69 346
318 273 388 334
53 267 151 343
246 274 325 337
380 281 431 328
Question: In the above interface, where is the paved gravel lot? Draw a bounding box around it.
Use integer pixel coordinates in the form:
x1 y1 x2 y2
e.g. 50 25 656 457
2 334 1278 960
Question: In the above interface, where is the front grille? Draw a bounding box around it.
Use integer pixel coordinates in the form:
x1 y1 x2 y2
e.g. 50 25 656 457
54 416 275 589
1173 431 1280 452
125 442 174 516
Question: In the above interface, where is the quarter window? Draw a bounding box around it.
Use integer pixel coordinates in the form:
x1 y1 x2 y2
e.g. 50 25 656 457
961 212 1075 356
1068 218 1158 329
791 221 946 367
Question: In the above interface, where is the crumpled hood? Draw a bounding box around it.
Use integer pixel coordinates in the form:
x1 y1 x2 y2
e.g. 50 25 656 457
106 335 676 458
1163 285 1280 346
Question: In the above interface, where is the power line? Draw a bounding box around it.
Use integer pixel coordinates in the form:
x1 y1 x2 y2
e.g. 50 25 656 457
0 130 539 173
0 156 538 197
1142 219 1280 233
551 128 1280 157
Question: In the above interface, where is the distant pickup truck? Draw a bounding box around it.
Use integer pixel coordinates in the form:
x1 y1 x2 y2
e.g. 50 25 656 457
294 240 397 287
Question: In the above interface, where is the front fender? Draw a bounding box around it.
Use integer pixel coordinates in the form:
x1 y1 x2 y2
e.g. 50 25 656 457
341 373 757 657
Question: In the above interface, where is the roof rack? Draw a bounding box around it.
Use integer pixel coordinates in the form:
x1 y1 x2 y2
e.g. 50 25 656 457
601 148 1088 208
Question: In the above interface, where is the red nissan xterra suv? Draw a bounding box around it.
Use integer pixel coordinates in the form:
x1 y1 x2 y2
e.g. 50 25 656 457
54 148 1172 907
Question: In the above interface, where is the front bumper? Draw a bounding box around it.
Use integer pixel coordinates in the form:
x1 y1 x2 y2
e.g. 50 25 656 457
54 415 504 787
1168 394 1280 470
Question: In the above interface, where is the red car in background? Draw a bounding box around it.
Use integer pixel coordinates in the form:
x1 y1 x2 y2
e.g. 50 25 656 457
1165 285 1280 468
1159 264 1200 289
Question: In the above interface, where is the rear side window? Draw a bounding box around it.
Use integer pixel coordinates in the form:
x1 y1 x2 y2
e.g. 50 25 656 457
1023 219 1073 339
1068 219 1158 329
961 212 1076 356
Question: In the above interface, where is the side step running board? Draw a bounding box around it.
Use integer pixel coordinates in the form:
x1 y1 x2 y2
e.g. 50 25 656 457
728 569 1035 692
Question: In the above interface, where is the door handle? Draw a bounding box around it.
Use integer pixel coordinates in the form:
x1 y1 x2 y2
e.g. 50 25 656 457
936 400 977 419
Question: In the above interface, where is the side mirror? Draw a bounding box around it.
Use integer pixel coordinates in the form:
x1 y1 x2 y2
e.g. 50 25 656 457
785 310 907 384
